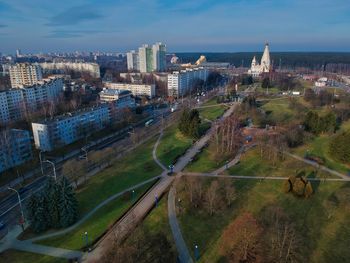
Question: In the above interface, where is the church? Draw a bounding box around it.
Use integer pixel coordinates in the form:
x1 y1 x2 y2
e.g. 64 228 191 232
248 43 271 77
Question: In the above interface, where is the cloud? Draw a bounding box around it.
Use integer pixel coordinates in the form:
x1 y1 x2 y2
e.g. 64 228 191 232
45 5 103 26
46 29 100 38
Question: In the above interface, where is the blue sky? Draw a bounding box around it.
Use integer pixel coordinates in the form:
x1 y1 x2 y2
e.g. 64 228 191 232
0 0 350 54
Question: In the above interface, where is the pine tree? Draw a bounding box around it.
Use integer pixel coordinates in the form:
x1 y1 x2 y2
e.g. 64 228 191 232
44 178 61 228
59 176 78 227
28 192 49 233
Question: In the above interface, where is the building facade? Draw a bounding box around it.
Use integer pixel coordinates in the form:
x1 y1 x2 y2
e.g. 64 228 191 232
152 42 166 72
104 82 156 98
167 67 209 97
126 50 139 71
99 89 135 108
0 77 64 124
138 44 154 73
9 63 43 88
32 105 110 151
40 62 100 78
0 129 33 173
248 43 271 77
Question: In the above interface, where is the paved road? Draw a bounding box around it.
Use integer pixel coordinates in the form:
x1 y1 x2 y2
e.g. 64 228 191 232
284 151 350 181
83 103 239 262
168 186 193 263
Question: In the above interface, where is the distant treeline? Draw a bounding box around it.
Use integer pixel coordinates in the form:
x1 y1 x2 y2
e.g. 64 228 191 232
176 52 350 71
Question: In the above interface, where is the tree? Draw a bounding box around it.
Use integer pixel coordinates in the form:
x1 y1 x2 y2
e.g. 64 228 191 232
261 77 270 90
178 108 201 139
45 178 61 228
304 182 313 198
329 130 350 164
221 180 236 207
220 213 262 263
184 176 197 204
26 192 49 233
205 180 220 215
59 176 78 227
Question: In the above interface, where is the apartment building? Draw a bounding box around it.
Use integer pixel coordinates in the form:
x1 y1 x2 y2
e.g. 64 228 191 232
32 105 110 151
167 67 209 97
9 63 43 88
104 82 156 98
40 62 100 78
0 77 64 124
126 50 139 71
0 129 33 173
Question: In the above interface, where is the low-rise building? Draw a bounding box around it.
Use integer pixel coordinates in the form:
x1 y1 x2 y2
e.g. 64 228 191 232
104 82 156 98
32 105 110 151
0 129 33 173
99 88 135 108
167 67 209 97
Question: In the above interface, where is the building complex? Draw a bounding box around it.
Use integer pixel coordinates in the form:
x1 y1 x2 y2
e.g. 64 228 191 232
0 129 33 173
127 42 166 73
167 67 209 97
0 77 64 124
39 62 100 78
99 89 136 108
9 63 43 88
104 82 156 98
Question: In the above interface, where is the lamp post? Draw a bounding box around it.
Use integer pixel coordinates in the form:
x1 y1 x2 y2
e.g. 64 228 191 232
84 231 89 248
44 160 57 182
39 150 44 176
8 187 25 231
132 189 135 200
194 244 199 261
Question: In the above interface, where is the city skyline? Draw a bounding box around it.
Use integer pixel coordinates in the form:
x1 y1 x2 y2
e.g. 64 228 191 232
1 0 350 53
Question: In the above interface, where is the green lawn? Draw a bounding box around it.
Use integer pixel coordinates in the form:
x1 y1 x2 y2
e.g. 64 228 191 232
185 146 229 173
198 105 227 121
261 97 296 124
292 120 350 175
76 136 162 215
20 135 162 241
176 177 350 263
0 249 65 263
37 181 156 250
227 147 335 179
157 125 193 166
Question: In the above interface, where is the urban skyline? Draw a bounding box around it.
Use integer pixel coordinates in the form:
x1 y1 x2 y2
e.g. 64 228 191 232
1 0 350 53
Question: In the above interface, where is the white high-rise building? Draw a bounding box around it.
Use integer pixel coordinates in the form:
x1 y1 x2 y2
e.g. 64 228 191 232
248 43 271 77
9 63 43 88
126 50 139 71
152 42 166 72
139 44 153 73
168 67 209 97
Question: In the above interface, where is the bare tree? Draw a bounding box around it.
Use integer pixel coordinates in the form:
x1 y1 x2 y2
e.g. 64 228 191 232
205 180 220 215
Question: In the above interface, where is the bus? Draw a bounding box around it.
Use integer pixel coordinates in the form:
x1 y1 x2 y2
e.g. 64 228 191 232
145 119 154 127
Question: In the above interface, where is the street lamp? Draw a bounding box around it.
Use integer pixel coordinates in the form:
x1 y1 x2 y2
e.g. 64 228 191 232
39 150 45 176
44 160 57 182
132 189 135 200
84 231 89 248
8 187 25 231
194 244 199 261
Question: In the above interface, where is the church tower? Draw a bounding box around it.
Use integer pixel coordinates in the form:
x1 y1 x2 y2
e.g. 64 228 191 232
260 43 271 72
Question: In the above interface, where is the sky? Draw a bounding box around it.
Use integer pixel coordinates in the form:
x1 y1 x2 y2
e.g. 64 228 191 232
1 0 350 54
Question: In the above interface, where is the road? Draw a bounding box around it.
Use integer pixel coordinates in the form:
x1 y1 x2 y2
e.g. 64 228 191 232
0 107 171 233
83 103 238 263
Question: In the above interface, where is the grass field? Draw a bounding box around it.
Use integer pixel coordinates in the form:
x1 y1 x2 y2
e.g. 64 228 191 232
176 177 350 263
0 249 65 263
37 181 156 250
227 147 335 179
20 135 162 241
185 146 229 173
292 120 350 175
157 125 193 166
198 105 227 121
261 97 297 124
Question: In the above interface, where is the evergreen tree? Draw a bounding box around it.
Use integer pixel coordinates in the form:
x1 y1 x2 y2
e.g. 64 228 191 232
44 178 61 228
28 193 49 233
59 176 78 227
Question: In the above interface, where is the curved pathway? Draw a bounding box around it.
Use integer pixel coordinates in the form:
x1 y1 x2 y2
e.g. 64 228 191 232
152 130 167 171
